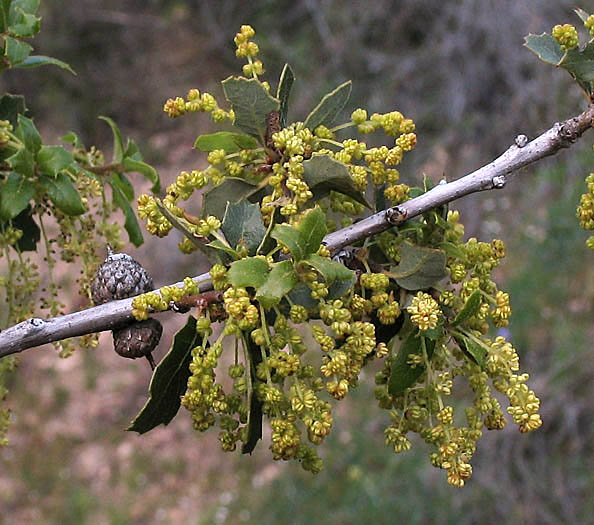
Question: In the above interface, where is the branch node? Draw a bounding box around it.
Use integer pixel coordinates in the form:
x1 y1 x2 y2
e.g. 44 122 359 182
492 175 507 189
385 205 408 225
29 318 45 328
514 134 528 148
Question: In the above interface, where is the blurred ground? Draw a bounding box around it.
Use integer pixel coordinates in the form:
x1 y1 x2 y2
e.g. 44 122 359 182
1 1 594 523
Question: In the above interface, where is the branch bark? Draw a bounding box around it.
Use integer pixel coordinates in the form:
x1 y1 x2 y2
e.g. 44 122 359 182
1 104 592 358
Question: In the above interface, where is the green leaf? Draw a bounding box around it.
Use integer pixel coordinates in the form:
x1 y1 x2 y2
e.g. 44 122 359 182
202 177 260 220
276 63 295 128
451 290 482 326
6 147 34 178
1 204 39 251
0 0 10 32
302 154 370 208
36 145 73 176
524 33 564 65
4 36 32 65
109 178 143 246
438 241 466 261
221 200 266 255
206 239 240 260
304 81 352 131
122 156 160 193
194 131 258 153
242 336 263 454
453 332 487 367
305 254 353 285
0 172 34 220
61 131 84 149
326 273 357 300
562 42 594 84
11 0 39 15
271 224 304 261
228 257 270 289
15 114 41 153
0 93 26 129
7 5 39 37
39 173 85 216
388 331 435 396
297 206 327 254
99 116 125 163
128 316 200 434
256 260 298 308
390 241 447 290
288 283 319 310
221 76 280 140
124 137 140 159
110 172 134 201
16 55 76 75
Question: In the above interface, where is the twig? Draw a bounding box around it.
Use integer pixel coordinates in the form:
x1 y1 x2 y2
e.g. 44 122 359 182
1 105 592 358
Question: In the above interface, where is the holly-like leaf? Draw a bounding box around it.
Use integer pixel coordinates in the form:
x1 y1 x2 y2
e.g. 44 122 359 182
256 260 298 308
305 254 353 285
36 145 73 176
439 241 467 261
390 241 447 290
99 116 124 163
122 156 160 193
451 290 482 326
297 206 327 254
202 177 260 220
39 173 86 216
288 283 319 310
194 131 258 153
326 273 357 300
524 33 565 65
1 204 39 251
228 257 270 289
388 331 435 396
0 93 26 129
15 114 41 153
453 332 488 367
109 178 143 246
16 55 75 75
276 63 295 128
206 239 240 260
61 131 84 149
7 2 39 37
7 148 34 178
4 35 32 65
222 200 266 255
0 172 34 220
128 316 201 434
221 76 280 141
271 223 304 261
302 154 370 207
304 81 352 131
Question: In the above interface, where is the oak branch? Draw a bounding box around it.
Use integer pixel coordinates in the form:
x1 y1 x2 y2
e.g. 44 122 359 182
1 104 593 358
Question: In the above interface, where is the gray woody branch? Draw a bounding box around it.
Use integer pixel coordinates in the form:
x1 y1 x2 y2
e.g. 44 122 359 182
1 104 593 358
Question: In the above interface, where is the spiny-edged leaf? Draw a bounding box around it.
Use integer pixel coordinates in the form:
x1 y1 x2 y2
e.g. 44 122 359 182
39 173 85 216
326 273 357 300
524 33 565 65
452 290 482 326
15 114 41 153
36 145 73 176
128 316 200 434
305 254 353 285
109 178 143 246
4 36 32 65
390 241 447 290
228 257 270 289
0 172 34 220
388 331 435 396
0 0 10 32
122 156 160 193
242 336 263 454
562 43 594 83
202 177 260 220
2 204 39 251
222 200 266 255
302 154 370 208
16 55 75 75
10 0 39 16
99 116 125 163
297 206 327 255
194 131 258 153
288 283 319 310
206 239 240 260
575 8 591 24
271 223 304 261
276 63 295 128
7 148 34 178
61 131 84 149
304 80 352 131
256 260 298 308
221 76 280 141
7 4 39 37
0 93 26 129
453 332 488 367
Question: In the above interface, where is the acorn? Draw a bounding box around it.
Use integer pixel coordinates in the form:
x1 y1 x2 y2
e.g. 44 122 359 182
91 247 162 369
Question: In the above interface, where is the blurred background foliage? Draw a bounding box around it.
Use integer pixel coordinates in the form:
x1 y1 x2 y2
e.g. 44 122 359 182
1 1 593 523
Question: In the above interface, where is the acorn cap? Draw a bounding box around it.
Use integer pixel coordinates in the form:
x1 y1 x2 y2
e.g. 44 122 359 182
112 318 163 360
